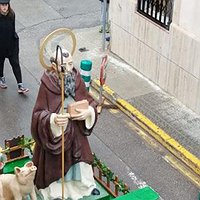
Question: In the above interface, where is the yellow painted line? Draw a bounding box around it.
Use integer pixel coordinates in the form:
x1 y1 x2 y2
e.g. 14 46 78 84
117 98 171 140
164 154 200 188
93 79 115 96
91 79 200 177
126 120 162 151
109 109 119 114
117 97 200 175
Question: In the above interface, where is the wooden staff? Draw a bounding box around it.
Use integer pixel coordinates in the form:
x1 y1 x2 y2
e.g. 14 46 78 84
61 71 65 200
55 45 65 200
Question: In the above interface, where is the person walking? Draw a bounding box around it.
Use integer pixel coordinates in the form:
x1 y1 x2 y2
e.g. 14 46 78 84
0 0 29 93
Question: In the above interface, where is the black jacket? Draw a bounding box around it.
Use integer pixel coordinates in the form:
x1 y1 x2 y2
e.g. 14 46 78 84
0 10 19 57
99 0 109 3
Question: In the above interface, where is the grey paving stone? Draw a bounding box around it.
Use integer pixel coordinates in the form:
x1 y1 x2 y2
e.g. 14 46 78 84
128 92 200 158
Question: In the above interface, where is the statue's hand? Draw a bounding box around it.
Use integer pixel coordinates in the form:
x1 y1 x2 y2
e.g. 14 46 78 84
54 113 70 126
71 106 92 121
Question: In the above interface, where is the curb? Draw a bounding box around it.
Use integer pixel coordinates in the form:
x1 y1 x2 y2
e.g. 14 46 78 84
91 79 200 178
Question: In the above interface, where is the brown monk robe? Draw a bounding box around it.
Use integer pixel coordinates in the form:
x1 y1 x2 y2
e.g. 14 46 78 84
31 67 98 190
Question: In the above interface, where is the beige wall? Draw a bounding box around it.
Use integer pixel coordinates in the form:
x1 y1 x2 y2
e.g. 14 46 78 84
179 0 200 38
110 0 200 114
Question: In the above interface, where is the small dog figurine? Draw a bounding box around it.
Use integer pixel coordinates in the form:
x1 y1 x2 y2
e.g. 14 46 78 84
0 161 37 200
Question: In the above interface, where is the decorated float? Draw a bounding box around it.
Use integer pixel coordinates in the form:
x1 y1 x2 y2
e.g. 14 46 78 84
0 135 159 200
0 28 160 200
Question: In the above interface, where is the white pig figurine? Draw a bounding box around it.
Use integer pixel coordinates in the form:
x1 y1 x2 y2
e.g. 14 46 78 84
0 161 37 200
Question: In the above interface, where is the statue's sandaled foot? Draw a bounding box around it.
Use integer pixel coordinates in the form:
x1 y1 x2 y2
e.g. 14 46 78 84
91 188 100 195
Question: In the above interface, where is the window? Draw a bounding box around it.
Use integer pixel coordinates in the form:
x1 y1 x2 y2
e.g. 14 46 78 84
137 0 174 30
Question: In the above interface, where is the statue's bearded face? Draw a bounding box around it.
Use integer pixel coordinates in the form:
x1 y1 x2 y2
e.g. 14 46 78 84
62 54 73 73
55 51 74 74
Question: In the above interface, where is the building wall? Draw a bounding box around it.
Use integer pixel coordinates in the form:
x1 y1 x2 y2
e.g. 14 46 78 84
179 0 200 37
110 0 200 114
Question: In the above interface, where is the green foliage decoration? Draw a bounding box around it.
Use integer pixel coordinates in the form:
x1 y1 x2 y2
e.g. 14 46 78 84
92 153 130 194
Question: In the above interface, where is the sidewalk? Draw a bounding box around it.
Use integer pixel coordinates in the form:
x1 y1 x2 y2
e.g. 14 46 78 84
74 27 200 178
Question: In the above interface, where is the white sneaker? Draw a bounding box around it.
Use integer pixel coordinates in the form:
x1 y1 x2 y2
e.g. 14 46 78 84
18 84 29 94
0 77 7 89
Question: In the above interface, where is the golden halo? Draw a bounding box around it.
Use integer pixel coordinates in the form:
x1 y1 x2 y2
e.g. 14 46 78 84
39 28 76 69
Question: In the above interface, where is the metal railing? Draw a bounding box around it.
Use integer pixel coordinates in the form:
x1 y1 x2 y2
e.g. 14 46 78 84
137 0 174 30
